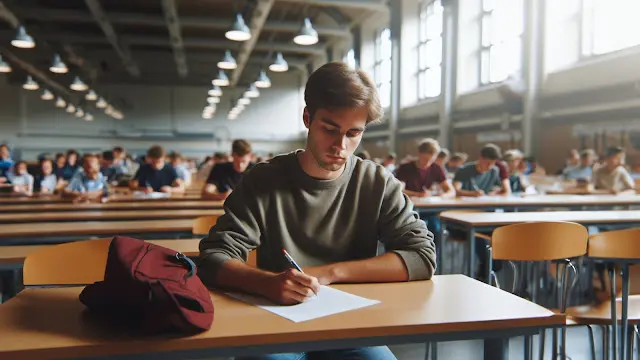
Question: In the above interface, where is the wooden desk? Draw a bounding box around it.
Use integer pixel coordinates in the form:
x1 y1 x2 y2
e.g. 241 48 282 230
438 210 640 278
0 219 197 244
0 193 204 205
0 200 224 213
0 275 563 360
0 209 224 224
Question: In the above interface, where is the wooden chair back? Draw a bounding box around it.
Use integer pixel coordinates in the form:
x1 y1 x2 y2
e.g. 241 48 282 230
588 229 640 297
192 215 220 235
23 239 111 286
491 221 588 261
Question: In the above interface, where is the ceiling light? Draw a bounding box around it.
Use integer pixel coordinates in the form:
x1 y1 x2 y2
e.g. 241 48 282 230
228 113 238 120
66 104 76 113
254 70 271 88
96 97 108 108
269 52 289 72
85 89 98 101
294 18 319 46
207 96 220 104
230 107 241 115
212 70 229 86
202 112 213 119
217 50 237 70
11 26 35 49
235 103 246 111
55 97 66 108
112 111 124 120
244 83 260 98
22 76 39 90
105 105 114 115
84 113 94 121
208 85 222 97
238 97 251 105
226 13 251 42
204 105 216 113
0 56 11 73
41 89 54 100
75 108 85 118
49 54 68 74
70 76 88 91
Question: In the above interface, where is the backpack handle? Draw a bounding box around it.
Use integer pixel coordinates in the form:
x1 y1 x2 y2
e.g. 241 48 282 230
174 253 196 278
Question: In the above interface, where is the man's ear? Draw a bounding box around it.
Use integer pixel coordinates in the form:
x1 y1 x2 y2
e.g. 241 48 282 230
303 107 311 129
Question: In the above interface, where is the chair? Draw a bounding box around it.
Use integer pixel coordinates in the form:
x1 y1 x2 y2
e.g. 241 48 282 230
23 239 111 286
567 228 640 360
488 221 589 360
191 215 256 268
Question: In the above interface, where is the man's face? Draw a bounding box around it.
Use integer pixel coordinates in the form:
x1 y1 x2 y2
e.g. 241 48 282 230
83 158 100 178
304 107 367 172
149 156 165 170
232 153 252 172
507 158 522 172
450 159 464 169
16 163 26 175
580 155 593 167
67 153 78 165
418 152 436 167
42 161 53 175
607 153 624 168
56 156 66 167
477 157 496 173
0 146 9 159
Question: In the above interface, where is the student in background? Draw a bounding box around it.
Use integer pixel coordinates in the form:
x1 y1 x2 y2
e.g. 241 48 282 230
53 153 66 179
168 152 192 187
0 144 13 183
453 144 510 197
445 152 468 174
200 63 434 360
34 158 58 193
131 145 185 194
396 138 455 199
8 161 34 196
202 140 254 200
503 149 533 194
382 152 396 174
63 154 108 202
62 149 80 180
563 149 595 181
100 151 125 185
435 148 450 170
592 146 636 195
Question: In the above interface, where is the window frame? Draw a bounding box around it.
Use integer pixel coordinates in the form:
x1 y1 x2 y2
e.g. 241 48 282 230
417 0 443 100
374 27 392 109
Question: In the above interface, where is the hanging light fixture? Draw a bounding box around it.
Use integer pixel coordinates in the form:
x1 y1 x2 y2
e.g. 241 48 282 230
204 105 216 113
235 103 246 111
202 112 213 119
244 83 260 98
112 110 124 120
96 97 108 108
269 52 289 72
65 104 76 113
206 96 220 104
208 85 222 97
254 70 271 88
238 97 251 105
75 108 85 118
294 18 319 46
40 89 54 100
226 13 251 42
0 56 11 73
22 76 39 90
84 113 94 121
212 70 229 86
217 50 238 70
55 97 66 108
11 26 35 49
49 54 68 74
70 76 88 91
85 89 98 101
105 105 114 115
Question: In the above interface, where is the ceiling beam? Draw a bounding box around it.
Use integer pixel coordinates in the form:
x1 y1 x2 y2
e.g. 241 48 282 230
230 0 275 87
160 0 188 78
19 7 351 38
0 2 19 27
84 0 140 77
276 0 388 11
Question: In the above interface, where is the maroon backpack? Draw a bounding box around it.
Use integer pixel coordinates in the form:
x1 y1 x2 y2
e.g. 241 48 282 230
79 236 214 334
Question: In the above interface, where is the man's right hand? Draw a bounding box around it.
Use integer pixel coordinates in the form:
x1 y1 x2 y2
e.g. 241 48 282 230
144 187 154 194
263 269 321 305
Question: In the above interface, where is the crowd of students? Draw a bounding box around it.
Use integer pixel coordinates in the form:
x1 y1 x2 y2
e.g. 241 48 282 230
560 147 636 194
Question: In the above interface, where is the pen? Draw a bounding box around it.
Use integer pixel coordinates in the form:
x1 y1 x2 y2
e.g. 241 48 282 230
282 249 304 273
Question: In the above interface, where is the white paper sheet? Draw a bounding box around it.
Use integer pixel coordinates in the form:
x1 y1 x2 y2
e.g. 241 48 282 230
225 286 380 322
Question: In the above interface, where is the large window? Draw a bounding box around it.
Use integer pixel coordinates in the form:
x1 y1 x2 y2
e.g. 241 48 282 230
479 0 524 84
417 0 443 99
374 28 391 109
582 0 640 56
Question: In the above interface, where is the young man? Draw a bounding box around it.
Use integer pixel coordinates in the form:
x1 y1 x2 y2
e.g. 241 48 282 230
563 149 595 181
201 140 253 200
0 144 13 183
592 146 636 195
382 152 396 174
131 145 185 194
199 62 435 360
434 148 450 170
453 144 511 197
34 158 58 193
8 161 34 196
445 152 468 174
503 149 532 194
396 138 455 199
100 151 125 185
62 149 80 180
63 154 108 202
168 152 192 187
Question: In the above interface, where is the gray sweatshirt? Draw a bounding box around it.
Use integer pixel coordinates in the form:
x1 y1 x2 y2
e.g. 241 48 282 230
199 151 436 282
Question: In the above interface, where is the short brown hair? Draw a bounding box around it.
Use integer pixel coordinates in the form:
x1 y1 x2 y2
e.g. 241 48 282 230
147 145 165 159
450 152 468 163
437 148 450 160
480 144 502 160
417 138 441 155
167 152 183 162
580 149 595 159
605 146 624 158
232 139 252 156
304 62 382 124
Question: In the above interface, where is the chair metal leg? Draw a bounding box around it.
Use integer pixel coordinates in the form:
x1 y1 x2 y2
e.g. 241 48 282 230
524 335 533 360
609 267 618 360
538 329 546 360
586 325 597 360
424 342 430 360
602 326 609 360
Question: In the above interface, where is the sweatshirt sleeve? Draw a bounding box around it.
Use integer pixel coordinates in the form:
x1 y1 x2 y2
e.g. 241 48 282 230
198 170 265 282
377 174 437 281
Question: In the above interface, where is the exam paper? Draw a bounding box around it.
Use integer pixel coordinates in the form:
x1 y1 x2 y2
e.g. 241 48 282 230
226 286 380 323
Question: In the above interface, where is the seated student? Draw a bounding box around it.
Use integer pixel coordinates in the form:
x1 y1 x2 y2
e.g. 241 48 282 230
53 153 66 179
100 150 125 185
34 158 58 193
167 152 192 187
503 149 534 194
200 62 435 360
202 140 253 200
434 148 450 170
592 146 636 195
445 152 468 174
396 138 455 199
8 161 34 196
0 144 13 183
131 145 185 194
562 149 595 181
62 149 81 180
382 152 396 174
63 154 109 202
453 144 511 197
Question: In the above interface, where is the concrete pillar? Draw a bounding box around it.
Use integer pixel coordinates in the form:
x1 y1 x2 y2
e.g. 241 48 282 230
388 0 403 154
439 0 459 149
522 0 545 156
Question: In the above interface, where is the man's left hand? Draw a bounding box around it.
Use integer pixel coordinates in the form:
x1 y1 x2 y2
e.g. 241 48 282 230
302 265 337 285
